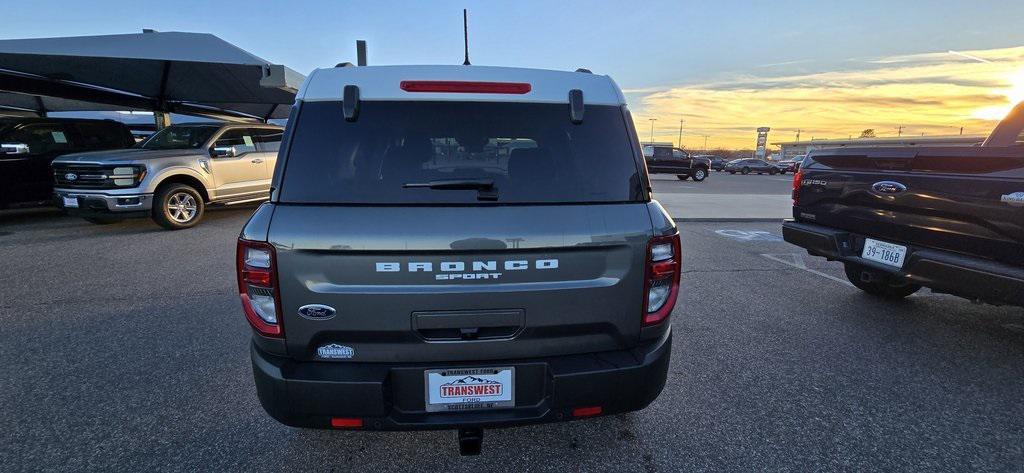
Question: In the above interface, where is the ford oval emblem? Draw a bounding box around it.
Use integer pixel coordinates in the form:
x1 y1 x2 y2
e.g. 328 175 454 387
65 173 78 181
298 304 337 320
872 181 907 194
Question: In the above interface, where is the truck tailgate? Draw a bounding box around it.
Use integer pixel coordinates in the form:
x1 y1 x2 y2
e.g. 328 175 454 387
268 203 654 363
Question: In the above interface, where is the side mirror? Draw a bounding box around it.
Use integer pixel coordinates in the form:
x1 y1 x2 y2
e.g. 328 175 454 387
1 143 30 155
212 146 237 158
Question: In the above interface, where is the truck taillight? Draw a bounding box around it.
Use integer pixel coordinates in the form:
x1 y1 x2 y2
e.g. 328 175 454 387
792 169 803 205
237 239 283 338
643 233 681 326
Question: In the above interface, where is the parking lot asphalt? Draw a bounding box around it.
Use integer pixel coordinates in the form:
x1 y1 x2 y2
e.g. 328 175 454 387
2 209 1023 472
650 171 794 195
650 172 794 221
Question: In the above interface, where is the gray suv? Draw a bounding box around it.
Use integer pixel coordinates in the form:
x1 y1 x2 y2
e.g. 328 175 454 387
238 65 679 455
53 123 282 229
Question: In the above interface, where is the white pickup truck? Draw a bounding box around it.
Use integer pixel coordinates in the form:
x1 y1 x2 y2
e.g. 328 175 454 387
52 123 283 229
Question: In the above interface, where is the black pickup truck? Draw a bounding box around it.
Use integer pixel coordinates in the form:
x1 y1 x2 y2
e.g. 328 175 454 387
783 103 1024 306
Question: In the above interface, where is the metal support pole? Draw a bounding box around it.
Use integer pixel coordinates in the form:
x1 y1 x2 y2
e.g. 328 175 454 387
153 111 171 130
356 40 367 66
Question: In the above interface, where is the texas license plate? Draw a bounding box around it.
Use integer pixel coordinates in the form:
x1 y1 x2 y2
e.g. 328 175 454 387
424 367 514 412
62 196 78 208
861 238 907 268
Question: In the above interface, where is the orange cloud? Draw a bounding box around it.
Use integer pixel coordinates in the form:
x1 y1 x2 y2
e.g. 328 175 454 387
629 46 1024 149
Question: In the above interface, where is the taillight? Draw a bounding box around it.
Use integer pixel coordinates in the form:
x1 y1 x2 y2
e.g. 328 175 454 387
643 233 681 326
237 239 283 337
399 80 532 94
792 169 803 205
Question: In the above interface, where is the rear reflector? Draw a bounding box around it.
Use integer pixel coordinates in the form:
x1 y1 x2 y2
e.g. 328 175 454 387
572 406 603 418
400 80 531 94
330 417 364 428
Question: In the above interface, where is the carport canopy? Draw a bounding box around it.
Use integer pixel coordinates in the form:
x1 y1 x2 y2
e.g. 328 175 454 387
0 31 304 121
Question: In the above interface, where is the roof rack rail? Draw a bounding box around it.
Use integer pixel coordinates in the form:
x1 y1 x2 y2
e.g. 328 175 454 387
575 68 592 74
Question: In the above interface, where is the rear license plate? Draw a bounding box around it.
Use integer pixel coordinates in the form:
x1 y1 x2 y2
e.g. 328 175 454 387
424 367 514 412
861 238 907 268
62 196 78 208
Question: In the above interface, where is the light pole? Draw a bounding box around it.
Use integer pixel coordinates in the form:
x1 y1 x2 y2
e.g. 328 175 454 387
649 118 657 144
702 134 709 152
678 119 684 147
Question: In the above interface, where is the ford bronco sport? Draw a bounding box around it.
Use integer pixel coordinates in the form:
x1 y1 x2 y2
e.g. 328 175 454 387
238 65 679 454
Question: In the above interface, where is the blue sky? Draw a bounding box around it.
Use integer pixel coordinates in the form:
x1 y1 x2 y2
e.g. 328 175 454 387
5 0 1024 147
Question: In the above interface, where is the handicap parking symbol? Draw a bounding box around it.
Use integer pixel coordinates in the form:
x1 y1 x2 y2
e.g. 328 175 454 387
714 229 783 242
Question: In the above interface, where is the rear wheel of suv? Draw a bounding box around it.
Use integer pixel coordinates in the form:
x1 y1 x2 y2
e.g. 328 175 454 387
741 167 750 175
843 263 921 299
769 168 778 175
152 184 205 230
691 168 707 182
83 216 124 225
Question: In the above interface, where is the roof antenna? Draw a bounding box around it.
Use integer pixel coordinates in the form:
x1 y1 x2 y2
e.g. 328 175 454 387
462 9 471 65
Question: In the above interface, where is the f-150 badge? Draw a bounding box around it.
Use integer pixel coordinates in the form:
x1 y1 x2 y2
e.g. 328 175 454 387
1001 192 1024 207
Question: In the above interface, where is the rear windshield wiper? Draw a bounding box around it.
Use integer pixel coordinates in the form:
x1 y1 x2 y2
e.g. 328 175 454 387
403 179 498 201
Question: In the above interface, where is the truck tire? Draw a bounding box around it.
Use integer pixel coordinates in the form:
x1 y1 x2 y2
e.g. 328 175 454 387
691 168 708 182
741 167 750 175
843 263 921 299
152 183 205 230
769 168 778 175
83 216 124 225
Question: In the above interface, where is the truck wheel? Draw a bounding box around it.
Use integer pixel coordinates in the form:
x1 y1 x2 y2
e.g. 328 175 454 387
676 174 689 181
152 184 205 230
741 167 750 175
843 263 921 299
691 168 707 182
769 168 778 175
83 216 124 225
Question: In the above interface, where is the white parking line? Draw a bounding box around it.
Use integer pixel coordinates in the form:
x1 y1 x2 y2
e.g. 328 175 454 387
760 253 854 287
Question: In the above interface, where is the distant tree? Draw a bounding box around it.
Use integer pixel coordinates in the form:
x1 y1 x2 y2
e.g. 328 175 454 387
859 129 876 138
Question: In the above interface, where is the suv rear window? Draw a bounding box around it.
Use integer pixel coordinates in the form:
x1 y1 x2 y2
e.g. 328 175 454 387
279 101 644 204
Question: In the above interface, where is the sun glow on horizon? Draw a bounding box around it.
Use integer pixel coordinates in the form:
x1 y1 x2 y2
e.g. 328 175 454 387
630 46 1024 149
971 67 1024 121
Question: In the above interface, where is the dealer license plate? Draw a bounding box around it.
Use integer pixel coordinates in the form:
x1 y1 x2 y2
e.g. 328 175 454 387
62 196 78 208
424 367 514 413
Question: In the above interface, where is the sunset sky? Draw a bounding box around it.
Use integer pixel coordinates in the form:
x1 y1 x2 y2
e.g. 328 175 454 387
4 0 1024 150
631 45 1024 149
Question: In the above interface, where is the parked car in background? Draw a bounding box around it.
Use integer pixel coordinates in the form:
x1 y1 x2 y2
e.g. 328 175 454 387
776 154 805 173
52 123 282 229
783 102 1024 306
642 144 711 181
724 158 783 175
0 117 135 209
241 65 676 455
707 156 727 171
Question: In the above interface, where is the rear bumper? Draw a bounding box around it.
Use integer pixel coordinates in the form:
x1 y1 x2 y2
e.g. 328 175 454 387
251 330 671 431
782 220 1024 306
53 189 152 217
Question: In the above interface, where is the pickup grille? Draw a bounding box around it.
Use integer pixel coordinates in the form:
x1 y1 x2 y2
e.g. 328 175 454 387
53 164 121 189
